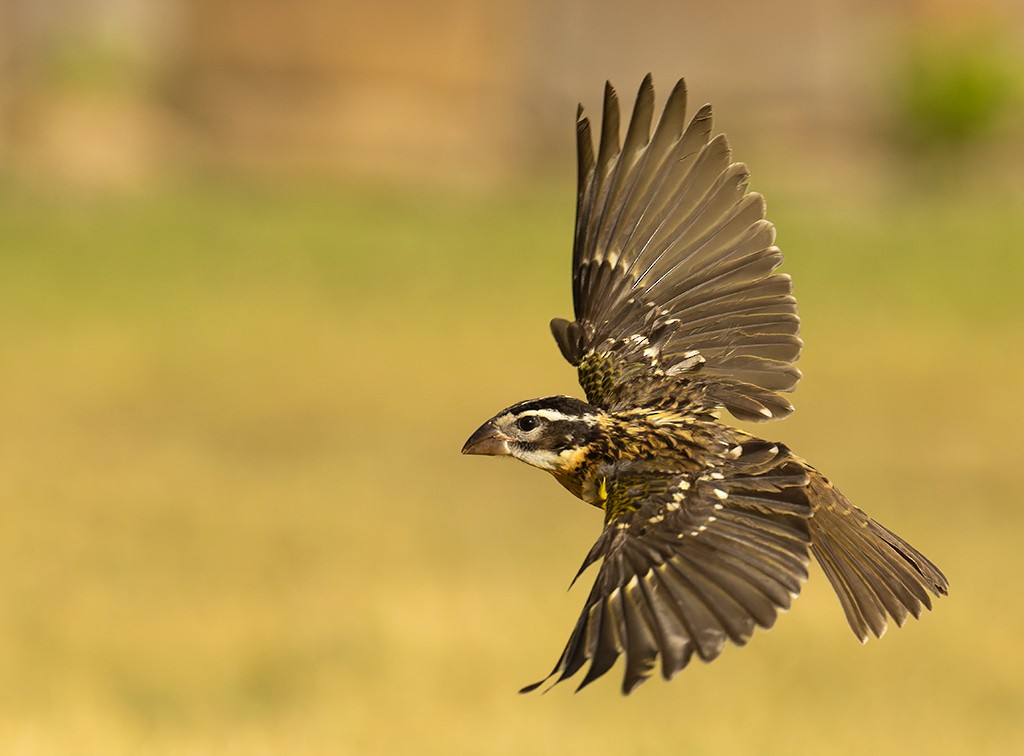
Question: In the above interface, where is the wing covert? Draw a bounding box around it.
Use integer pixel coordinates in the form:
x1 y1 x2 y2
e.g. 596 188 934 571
551 76 802 421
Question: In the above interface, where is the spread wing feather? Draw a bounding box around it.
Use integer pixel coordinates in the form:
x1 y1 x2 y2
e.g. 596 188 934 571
552 76 802 421
521 441 812 694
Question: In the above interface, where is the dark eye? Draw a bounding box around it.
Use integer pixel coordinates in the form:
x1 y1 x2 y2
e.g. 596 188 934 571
516 415 540 432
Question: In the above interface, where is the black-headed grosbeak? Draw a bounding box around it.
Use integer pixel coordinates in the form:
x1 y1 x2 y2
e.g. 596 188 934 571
463 76 947 694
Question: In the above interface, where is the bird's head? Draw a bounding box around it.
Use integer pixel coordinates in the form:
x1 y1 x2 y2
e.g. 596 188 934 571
462 396 602 473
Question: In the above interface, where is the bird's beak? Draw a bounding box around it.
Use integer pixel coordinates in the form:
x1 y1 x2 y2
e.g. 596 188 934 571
462 421 511 456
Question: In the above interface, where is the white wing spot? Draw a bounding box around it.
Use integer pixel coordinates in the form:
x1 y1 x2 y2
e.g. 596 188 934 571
666 500 681 512
709 472 724 480
648 513 665 524
707 516 717 523
713 503 724 511
676 480 691 491
713 488 729 500
727 445 743 459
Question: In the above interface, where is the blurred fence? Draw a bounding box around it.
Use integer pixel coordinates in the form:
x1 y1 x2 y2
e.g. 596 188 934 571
1 0 1021 186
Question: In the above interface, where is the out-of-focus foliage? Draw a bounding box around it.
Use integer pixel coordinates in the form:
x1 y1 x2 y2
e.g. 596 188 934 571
893 28 1020 152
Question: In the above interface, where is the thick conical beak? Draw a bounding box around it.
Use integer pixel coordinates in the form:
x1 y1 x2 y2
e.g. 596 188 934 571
461 421 511 456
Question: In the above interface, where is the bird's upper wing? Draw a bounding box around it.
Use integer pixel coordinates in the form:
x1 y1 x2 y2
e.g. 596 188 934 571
550 76 802 421
521 440 812 694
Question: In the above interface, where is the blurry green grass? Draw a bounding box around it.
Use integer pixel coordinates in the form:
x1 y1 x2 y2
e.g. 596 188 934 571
0 176 1022 754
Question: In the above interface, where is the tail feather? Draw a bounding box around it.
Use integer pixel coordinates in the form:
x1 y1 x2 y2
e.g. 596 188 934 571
804 467 948 641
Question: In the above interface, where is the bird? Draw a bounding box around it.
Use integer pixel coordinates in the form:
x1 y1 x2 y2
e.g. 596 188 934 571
461 75 948 695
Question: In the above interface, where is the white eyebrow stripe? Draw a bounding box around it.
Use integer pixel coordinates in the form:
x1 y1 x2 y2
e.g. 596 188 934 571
518 409 597 423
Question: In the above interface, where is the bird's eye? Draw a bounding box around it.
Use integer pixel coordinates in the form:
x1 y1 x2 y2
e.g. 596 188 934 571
516 415 540 432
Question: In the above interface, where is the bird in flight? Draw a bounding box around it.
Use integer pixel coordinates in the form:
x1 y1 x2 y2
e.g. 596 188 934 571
462 76 947 694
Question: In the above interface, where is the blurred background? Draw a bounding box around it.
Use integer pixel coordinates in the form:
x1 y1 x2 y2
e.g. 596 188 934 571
1 0 1023 753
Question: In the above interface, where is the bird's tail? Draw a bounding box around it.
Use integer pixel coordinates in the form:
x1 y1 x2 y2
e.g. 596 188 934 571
803 465 948 642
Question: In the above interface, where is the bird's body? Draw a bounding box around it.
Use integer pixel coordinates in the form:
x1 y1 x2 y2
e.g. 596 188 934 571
463 76 947 694
552 406 726 504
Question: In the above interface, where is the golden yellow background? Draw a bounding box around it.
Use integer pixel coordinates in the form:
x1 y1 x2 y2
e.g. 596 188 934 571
1 1 1022 753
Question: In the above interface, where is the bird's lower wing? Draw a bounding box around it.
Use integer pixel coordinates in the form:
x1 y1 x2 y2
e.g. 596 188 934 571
522 441 812 695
